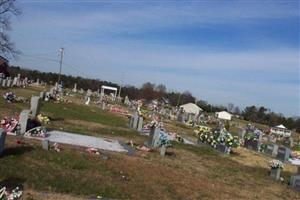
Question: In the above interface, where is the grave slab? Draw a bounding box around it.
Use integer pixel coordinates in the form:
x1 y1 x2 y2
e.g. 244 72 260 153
46 130 127 152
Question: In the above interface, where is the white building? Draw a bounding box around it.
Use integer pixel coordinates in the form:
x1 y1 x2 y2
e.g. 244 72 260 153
179 103 203 115
215 111 232 121
270 124 292 137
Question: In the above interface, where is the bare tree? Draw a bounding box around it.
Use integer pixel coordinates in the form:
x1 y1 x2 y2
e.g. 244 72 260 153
0 0 21 58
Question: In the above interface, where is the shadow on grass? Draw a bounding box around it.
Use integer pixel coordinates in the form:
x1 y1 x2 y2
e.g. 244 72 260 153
49 117 65 122
1 146 34 158
0 177 26 190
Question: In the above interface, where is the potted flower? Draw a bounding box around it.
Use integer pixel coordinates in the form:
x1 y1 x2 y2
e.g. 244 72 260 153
269 159 284 180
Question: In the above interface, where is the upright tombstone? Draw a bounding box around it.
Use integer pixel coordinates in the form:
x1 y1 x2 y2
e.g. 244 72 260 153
42 139 50 151
238 129 246 140
148 125 160 148
128 115 134 128
290 166 300 192
2 78 6 87
101 102 106 110
132 113 139 129
276 146 291 162
244 139 260 151
72 83 77 93
20 110 30 134
216 143 229 154
39 91 45 100
0 128 6 155
36 78 40 85
30 96 41 117
6 78 11 87
12 77 18 86
49 87 55 96
17 74 21 86
283 137 293 148
265 143 279 157
270 168 281 181
137 116 143 132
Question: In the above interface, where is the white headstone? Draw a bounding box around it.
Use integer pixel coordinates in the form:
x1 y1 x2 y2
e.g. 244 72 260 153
12 77 18 86
137 116 143 132
30 96 41 117
149 126 160 148
20 110 30 134
72 83 77 93
2 78 7 87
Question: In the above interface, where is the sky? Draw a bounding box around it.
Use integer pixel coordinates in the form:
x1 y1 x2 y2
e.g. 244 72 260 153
8 0 300 116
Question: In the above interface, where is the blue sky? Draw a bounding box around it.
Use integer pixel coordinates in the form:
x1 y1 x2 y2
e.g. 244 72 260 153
9 0 300 116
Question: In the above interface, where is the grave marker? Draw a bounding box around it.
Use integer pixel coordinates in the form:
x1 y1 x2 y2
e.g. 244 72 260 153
132 113 139 129
148 125 160 148
39 91 45 100
2 78 6 87
20 110 30 134
160 146 166 156
137 116 143 132
30 96 41 117
72 83 77 93
42 140 50 151
270 168 281 180
276 146 291 162
244 139 260 151
12 77 18 86
290 175 300 192
265 144 278 157
6 78 11 87
0 129 6 155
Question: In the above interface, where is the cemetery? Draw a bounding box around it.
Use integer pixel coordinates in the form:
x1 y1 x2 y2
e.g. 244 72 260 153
0 82 300 199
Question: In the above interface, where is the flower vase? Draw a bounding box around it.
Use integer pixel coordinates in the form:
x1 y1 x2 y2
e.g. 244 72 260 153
270 168 281 180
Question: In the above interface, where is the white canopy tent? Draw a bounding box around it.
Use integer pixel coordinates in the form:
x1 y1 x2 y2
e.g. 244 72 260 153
100 85 118 101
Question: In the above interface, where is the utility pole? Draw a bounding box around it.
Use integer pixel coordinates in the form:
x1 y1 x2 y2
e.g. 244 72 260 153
57 47 64 86
118 72 124 98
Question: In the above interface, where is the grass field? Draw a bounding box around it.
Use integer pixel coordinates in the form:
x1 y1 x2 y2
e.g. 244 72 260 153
0 86 300 199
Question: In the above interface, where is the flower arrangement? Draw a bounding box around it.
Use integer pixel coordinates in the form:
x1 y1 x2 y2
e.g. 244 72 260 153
37 114 50 124
175 134 184 143
244 125 262 142
194 125 211 137
225 135 240 148
196 126 240 150
269 160 284 169
25 127 48 138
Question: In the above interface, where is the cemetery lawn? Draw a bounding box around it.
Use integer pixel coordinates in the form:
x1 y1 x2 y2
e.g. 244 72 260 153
0 87 300 199
1 136 299 200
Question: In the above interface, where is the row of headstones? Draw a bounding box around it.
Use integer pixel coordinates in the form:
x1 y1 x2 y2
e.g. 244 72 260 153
128 112 143 132
270 160 300 192
243 136 292 162
0 74 28 88
128 113 166 155
245 138 300 191
72 83 102 98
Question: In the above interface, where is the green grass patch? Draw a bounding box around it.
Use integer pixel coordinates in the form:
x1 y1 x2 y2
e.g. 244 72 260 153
0 145 129 199
41 102 127 127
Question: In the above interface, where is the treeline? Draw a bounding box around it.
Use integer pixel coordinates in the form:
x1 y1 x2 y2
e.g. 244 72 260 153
8 66 300 132
242 106 300 132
